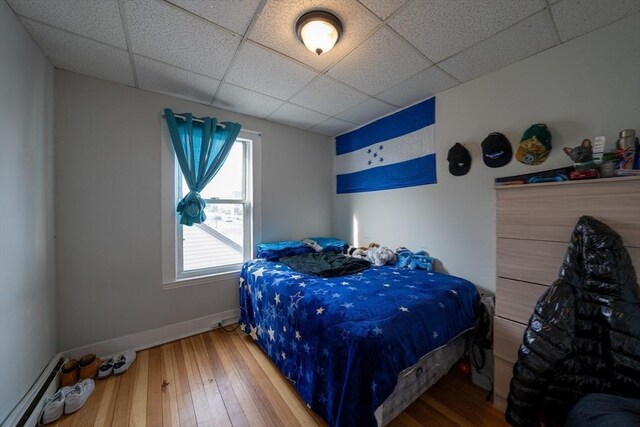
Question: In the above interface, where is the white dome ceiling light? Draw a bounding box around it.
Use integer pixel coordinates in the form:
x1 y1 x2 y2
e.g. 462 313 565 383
296 11 343 56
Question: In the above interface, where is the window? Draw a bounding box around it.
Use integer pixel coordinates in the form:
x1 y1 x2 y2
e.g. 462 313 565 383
177 138 252 278
162 126 261 288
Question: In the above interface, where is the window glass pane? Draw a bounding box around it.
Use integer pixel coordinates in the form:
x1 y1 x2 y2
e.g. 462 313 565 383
181 204 244 272
202 203 244 246
181 142 243 200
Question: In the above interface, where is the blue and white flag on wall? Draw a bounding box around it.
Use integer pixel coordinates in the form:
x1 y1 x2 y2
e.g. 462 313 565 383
335 97 436 194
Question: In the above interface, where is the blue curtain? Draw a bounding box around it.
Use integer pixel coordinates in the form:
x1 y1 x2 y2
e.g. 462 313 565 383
164 108 242 226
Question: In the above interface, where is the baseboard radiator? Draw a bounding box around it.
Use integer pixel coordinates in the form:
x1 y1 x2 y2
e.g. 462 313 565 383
2 356 63 427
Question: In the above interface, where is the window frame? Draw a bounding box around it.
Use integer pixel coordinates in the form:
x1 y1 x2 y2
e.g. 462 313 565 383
161 121 261 290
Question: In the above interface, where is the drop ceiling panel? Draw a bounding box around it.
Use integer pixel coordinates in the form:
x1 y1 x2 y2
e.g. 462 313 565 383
550 0 640 42
388 0 547 62
225 42 318 100
357 0 408 20
439 10 560 83
327 26 431 95
7 0 127 49
309 118 357 136
20 18 134 86
336 98 398 125
268 103 330 130
134 55 220 105
289 76 370 116
165 0 262 35
248 0 381 71
212 83 284 119
377 66 458 107
124 0 241 79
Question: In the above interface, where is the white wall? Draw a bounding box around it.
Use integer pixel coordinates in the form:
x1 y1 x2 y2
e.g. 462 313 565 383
55 71 333 351
0 0 55 422
333 13 640 293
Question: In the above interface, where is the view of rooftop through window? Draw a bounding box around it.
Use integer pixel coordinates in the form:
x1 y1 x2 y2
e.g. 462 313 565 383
178 141 248 275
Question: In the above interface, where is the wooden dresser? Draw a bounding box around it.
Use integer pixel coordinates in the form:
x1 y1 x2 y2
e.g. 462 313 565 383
492 176 640 412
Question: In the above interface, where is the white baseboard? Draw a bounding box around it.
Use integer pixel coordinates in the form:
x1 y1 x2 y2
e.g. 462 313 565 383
63 308 241 360
1 354 62 427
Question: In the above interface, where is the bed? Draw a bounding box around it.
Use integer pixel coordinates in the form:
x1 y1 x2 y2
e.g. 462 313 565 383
239 257 479 426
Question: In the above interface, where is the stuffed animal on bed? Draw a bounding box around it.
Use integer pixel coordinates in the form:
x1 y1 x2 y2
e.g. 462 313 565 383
367 246 397 266
346 242 381 259
346 245 368 259
395 248 434 271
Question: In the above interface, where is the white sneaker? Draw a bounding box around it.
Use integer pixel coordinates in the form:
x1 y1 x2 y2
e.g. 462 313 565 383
64 379 95 414
39 386 72 425
113 350 136 375
97 357 114 379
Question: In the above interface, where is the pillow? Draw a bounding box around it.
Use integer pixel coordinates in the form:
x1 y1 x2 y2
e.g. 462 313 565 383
305 237 348 253
256 241 314 261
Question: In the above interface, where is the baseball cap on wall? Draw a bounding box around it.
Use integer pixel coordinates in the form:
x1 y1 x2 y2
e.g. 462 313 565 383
515 124 552 165
481 132 512 168
447 143 471 176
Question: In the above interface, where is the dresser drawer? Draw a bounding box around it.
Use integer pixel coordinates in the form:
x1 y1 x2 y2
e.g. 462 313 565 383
496 278 547 325
493 316 526 364
496 179 640 246
497 238 566 285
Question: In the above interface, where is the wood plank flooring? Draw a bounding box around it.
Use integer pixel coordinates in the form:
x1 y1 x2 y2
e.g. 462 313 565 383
51 329 507 426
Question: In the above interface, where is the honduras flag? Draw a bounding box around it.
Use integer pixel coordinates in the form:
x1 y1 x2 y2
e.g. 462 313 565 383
335 97 436 194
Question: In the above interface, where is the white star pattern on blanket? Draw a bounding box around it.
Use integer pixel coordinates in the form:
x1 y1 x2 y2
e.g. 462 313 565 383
252 267 265 279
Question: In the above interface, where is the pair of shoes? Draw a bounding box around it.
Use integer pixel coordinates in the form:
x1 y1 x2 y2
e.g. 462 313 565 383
61 354 102 385
97 350 136 379
39 380 95 425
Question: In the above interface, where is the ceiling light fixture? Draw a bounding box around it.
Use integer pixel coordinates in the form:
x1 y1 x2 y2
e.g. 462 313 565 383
296 11 343 56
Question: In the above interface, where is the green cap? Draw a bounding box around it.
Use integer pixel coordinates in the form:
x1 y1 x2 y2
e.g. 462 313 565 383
516 124 552 165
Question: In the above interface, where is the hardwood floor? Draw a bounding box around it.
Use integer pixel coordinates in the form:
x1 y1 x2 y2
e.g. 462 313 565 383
50 329 507 426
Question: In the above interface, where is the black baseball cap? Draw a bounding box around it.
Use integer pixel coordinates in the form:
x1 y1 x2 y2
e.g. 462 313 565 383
481 132 512 168
447 143 471 176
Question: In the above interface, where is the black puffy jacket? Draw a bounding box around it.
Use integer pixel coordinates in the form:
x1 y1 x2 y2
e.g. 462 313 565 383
506 216 640 426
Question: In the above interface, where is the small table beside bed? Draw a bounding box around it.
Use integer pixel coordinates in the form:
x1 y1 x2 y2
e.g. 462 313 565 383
238 241 480 426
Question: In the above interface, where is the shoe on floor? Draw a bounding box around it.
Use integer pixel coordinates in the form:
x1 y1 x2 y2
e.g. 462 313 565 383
60 359 79 388
97 358 114 379
64 379 95 415
113 350 136 375
79 354 101 380
39 386 72 425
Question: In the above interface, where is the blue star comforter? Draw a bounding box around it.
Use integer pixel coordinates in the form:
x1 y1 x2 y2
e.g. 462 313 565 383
239 259 479 426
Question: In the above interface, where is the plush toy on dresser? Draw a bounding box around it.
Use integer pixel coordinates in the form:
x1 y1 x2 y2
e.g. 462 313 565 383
563 139 595 171
563 139 599 179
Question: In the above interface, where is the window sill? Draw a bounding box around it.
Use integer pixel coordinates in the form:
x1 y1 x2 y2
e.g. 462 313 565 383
162 270 240 291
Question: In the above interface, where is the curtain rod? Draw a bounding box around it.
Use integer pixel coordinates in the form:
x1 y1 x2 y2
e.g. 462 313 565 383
162 113 225 128
161 113 262 136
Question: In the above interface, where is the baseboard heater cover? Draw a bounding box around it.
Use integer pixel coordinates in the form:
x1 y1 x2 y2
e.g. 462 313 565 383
2 356 63 427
